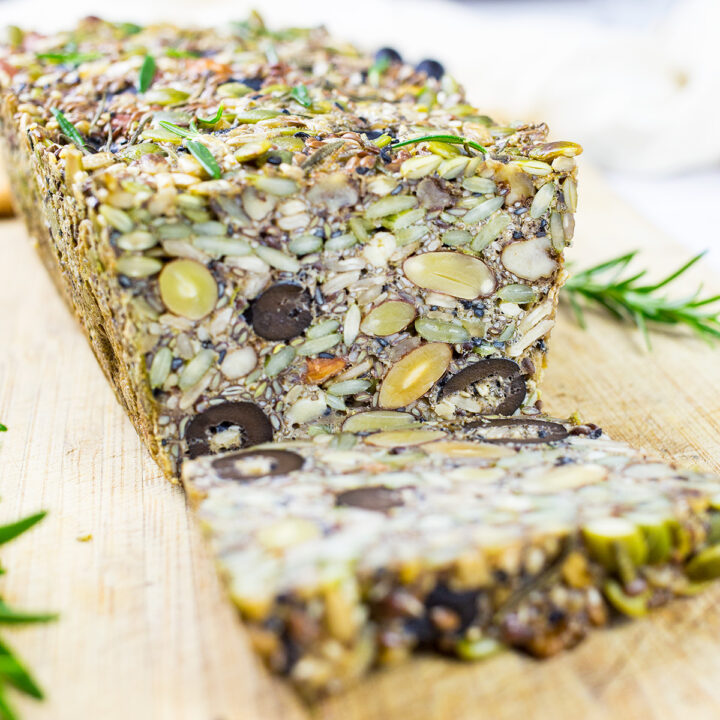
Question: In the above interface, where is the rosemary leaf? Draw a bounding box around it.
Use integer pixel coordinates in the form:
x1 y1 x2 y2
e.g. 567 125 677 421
391 134 487 154
164 48 201 59
563 251 720 348
0 686 19 720
186 140 221 179
138 55 156 93
290 84 312 108
50 108 85 150
0 600 57 625
157 120 196 139
0 644 43 700
0 513 46 547
197 106 224 126
36 51 100 66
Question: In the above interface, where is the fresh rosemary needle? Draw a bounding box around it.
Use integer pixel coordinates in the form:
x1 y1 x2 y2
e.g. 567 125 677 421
563 251 720 348
0 510 56 719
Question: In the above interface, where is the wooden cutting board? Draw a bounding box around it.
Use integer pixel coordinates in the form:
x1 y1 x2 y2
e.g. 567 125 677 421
1 166 719 720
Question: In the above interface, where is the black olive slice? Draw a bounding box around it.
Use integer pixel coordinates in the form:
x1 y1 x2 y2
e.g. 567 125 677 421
440 358 526 416
463 417 568 444
415 58 445 80
335 486 404 513
212 449 304 481
185 401 273 458
250 284 312 340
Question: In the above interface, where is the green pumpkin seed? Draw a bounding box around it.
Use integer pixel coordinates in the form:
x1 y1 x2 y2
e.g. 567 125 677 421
563 177 578 212
438 156 469 179
116 230 157 251
341 410 417 433
217 82 254 98
149 347 173 389
325 233 356 251
686 544 720 581
549 211 565 252
400 154 442 179
471 213 512 252
193 236 252 256
116 254 163 278
496 284 536 303
296 333 341 356
365 195 417 219
252 176 298 197
265 346 296 377
348 217 370 243
327 379 372 396
99 204 134 233
530 181 556 219
389 208 425 231
582 517 648 571
463 196 504 224
442 229 472 247
455 637 502 661
288 234 323 256
254 245 301 272
235 108 282 123
602 579 648 618
343 304 361 346
415 317 469 343
462 176 496 194
142 87 190 106
306 319 340 339
178 349 216 390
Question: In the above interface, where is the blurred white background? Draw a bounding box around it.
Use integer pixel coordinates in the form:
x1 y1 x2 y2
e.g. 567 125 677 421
2 0 719 266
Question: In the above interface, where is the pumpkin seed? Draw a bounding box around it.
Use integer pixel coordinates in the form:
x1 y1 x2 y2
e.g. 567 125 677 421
265 346 296 377
463 196 504 224
149 347 173 389
471 214 512 252
365 195 417 219
116 254 163 278
415 317 469 343
296 333 342 356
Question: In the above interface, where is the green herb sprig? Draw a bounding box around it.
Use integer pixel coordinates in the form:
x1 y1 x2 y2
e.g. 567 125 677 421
137 55 156 93
391 134 487 154
164 48 202 59
563 251 720 348
157 121 222 178
290 84 312 109
367 55 390 88
185 140 221 179
0 510 56 719
0 425 6 433
36 51 100 67
49 108 85 150
196 106 225 126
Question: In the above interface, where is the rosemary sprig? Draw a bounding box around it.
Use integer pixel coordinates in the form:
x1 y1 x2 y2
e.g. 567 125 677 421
290 84 312 109
50 108 85 150
157 121 222 178
391 134 487 154
137 55 156 93
563 251 720 348
196 105 224 126
164 48 201 59
0 510 56 719
367 55 390 88
185 140 221 180
36 51 100 67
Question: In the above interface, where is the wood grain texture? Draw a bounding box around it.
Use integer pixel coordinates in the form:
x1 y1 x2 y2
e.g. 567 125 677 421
0 166 719 720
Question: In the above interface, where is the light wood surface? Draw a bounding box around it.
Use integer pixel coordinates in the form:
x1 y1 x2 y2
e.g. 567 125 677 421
1 166 719 720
